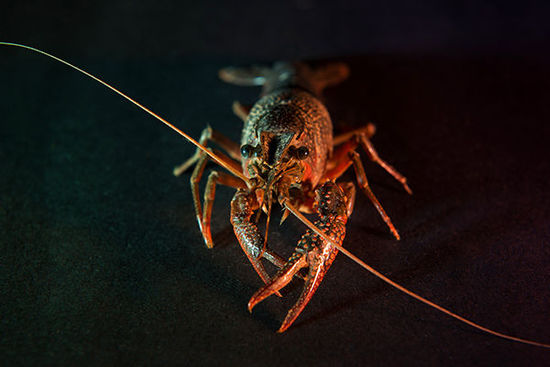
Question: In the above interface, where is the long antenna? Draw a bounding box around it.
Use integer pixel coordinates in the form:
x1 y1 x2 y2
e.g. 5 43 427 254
0 42 248 183
284 201 550 349
3 41 549 349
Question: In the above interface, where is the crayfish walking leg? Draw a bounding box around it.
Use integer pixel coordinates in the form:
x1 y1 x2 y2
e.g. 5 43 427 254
248 181 353 333
326 123 411 240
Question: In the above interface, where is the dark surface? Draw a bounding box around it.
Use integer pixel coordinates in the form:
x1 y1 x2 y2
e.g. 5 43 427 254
2 1 550 366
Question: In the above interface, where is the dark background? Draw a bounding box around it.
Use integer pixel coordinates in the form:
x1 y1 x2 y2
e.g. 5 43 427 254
1 1 550 366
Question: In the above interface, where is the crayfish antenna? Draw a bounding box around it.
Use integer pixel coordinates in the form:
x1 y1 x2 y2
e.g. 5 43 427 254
259 197 273 260
283 200 550 349
280 208 290 225
0 42 248 184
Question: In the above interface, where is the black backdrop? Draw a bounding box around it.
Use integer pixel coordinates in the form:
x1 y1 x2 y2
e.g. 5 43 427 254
2 1 550 366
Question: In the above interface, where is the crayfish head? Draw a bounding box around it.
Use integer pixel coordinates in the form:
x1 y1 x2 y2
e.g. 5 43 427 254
242 129 313 209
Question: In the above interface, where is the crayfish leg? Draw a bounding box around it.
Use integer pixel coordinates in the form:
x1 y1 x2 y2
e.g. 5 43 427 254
358 133 412 195
231 101 251 122
324 127 406 240
173 126 242 177
349 151 401 240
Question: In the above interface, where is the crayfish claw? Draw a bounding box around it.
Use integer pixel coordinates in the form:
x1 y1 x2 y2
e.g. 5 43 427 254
248 253 308 313
277 246 339 333
249 181 350 332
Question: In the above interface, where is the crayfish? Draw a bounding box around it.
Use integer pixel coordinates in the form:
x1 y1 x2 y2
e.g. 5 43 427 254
173 61 411 332
2 42 549 347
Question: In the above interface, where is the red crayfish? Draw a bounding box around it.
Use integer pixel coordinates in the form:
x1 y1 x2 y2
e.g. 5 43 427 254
172 61 410 332
2 42 549 347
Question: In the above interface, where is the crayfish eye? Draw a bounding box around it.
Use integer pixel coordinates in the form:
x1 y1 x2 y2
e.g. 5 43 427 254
296 146 309 160
240 144 254 158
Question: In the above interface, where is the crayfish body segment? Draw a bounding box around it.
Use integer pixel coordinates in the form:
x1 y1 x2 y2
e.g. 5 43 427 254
176 61 411 332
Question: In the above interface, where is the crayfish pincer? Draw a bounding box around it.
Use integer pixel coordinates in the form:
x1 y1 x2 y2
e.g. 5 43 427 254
247 181 351 333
